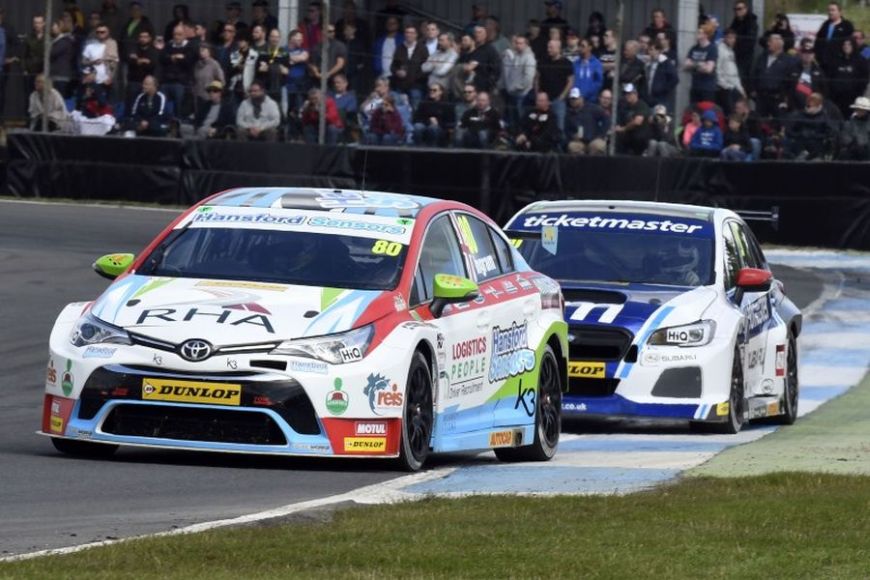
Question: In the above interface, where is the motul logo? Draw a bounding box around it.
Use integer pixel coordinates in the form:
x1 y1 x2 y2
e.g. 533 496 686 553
355 422 387 435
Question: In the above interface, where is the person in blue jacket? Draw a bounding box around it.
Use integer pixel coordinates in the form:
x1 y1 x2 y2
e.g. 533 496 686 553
689 109 723 157
573 37 602 103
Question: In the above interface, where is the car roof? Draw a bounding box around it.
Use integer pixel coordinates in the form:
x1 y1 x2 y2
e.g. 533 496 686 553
205 187 441 218
514 200 734 223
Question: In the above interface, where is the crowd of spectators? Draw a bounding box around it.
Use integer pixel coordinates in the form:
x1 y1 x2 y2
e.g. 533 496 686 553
8 0 870 160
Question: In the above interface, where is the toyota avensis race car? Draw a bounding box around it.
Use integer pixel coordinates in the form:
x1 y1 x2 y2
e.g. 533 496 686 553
505 200 801 433
42 188 568 470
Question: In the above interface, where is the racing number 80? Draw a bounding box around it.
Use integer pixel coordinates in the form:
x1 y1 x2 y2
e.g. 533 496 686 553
372 240 403 256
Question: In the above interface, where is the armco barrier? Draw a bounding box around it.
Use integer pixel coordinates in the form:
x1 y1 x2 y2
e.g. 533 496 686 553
5 132 870 249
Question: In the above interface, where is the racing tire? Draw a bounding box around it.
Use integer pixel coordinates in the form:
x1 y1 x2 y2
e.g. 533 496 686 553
396 351 434 472
51 437 118 458
709 345 746 434
495 345 561 462
771 332 799 425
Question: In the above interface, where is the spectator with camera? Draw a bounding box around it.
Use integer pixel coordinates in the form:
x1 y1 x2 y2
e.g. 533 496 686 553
300 87 342 144
366 94 404 145
645 104 679 157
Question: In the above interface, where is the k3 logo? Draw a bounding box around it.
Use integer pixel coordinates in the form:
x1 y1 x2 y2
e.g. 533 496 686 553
514 379 536 417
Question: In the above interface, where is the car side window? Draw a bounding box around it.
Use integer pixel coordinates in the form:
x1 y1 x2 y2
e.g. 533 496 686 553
489 227 515 274
454 213 502 281
743 225 768 269
722 223 740 290
729 221 759 269
413 215 467 305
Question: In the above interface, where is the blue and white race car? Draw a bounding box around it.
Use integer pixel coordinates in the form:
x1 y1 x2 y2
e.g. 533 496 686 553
506 200 802 433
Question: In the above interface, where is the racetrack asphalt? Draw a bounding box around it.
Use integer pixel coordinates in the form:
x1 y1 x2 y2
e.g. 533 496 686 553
0 200 825 557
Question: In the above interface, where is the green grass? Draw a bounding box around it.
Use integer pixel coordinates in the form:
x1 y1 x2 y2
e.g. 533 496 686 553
4 472 870 579
692 372 870 477
765 0 870 35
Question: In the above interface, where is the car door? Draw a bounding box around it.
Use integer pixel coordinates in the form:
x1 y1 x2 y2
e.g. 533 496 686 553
453 212 541 429
410 214 491 436
727 220 773 391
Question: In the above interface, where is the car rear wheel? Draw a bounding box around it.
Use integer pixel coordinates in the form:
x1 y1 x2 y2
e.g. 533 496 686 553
51 437 118 458
772 332 799 425
495 345 561 462
396 351 433 472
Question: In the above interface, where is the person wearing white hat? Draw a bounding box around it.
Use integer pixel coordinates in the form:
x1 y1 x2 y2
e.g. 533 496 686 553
839 95 870 160
615 82 651 155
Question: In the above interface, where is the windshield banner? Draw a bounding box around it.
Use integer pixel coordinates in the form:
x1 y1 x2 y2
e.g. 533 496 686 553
179 206 415 244
516 212 713 237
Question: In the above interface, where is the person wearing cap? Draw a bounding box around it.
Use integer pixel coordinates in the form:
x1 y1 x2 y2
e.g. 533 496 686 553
716 28 746 115
644 40 678 109
615 82 651 155
573 37 603 103
565 87 609 155
838 96 870 160
193 42 226 115
541 0 568 41
536 38 573 133
192 79 236 138
684 27 718 104
788 40 827 111
645 103 679 157
515 91 561 153
502 34 537 129
688 109 724 157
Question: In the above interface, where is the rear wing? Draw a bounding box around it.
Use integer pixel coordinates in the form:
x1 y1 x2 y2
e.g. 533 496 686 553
734 206 779 232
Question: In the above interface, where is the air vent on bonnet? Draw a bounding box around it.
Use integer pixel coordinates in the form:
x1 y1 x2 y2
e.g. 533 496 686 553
562 289 626 304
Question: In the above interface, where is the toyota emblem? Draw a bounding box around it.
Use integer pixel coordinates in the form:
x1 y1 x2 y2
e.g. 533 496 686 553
179 339 213 362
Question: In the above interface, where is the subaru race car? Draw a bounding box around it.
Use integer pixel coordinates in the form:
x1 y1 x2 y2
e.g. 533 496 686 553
505 200 801 433
42 188 568 470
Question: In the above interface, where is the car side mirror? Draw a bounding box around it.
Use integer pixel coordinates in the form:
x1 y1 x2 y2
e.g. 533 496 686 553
736 267 772 293
93 253 135 281
734 267 772 303
429 273 479 318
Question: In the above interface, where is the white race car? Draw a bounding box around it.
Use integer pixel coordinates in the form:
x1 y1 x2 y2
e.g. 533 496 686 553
42 188 568 470
505 200 801 433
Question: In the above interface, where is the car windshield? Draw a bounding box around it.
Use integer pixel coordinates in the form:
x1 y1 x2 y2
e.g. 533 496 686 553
139 227 408 290
513 212 715 287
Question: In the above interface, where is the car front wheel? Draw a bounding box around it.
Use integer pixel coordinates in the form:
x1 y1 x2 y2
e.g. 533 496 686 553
396 351 434 472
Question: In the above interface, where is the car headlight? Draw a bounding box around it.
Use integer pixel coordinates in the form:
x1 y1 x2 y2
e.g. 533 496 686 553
270 325 375 365
70 313 132 347
647 320 716 347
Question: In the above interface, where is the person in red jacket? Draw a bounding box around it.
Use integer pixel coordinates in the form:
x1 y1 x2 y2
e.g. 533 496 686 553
300 87 343 144
366 94 405 145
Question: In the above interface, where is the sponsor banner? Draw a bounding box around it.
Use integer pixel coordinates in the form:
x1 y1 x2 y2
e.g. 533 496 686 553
83 346 118 359
195 280 288 292
568 361 605 379
141 378 242 406
325 378 349 415
289 360 329 375
42 395 75 435
642 352 699 366
354 421 388 436
517 212 713 237
489 322 536 383
182 206 413 244
364 373 403 415
343 437 387 453
488 429 521 448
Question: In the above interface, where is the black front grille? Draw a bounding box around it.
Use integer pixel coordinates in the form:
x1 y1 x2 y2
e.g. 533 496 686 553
563 289 627 304
102 405 287 445
80 366 321 435
568 326 634 361
567 378 620 397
